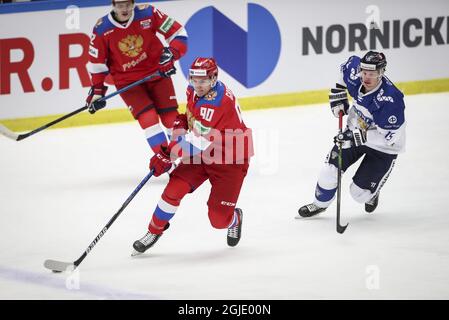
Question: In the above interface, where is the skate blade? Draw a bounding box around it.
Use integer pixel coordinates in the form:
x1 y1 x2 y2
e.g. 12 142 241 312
294 215 303 219
131 250 143 257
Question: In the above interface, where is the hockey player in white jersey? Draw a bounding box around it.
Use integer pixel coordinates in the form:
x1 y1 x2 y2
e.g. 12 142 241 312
298 51 406 217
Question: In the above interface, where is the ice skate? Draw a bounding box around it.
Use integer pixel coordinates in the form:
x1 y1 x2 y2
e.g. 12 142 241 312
297 203 326 218
131 223 170 256
365 193 379 213
227 208 243 247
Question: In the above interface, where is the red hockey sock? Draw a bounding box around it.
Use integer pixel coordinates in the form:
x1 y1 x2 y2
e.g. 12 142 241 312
148 214 169 235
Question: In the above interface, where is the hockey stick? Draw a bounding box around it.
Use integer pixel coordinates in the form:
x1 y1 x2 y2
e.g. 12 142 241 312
0 72 161 142
44 171 154 273
336 110 349 234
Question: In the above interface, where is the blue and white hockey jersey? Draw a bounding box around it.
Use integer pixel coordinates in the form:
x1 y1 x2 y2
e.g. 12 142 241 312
338 56 406 154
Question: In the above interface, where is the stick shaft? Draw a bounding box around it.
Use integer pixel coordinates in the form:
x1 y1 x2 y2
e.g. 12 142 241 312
12 72 160 141
336 111 348 233
73 171 154 267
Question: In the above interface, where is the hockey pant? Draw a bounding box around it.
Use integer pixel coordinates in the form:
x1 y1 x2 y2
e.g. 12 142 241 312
117 77 179 153
313 144 397 208
148 162 249 234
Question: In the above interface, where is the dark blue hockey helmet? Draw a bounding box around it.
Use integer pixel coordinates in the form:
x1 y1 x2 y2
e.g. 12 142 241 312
112 0 135 5
360 51 387 73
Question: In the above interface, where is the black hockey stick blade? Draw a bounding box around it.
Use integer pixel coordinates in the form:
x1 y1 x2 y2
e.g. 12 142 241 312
337 222 349 234
0 106 88 142
0 124 19 141
44 259 76 273
44 171 154 273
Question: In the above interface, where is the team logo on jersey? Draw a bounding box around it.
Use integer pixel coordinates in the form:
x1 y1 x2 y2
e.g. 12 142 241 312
193 120 212 135
122 52 148 71
204 90 218 101
377 89 394 103
388 115 397 124
350 67 359 81
118 35 144 58
353 106 373 129
140 19 152 30
160 17 175 34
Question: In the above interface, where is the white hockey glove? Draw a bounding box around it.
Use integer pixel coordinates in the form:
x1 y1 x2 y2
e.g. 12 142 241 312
329 88 349 118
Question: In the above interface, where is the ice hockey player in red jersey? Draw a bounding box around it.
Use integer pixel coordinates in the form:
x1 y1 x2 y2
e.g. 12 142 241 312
132 57 254 255
86 0 188 154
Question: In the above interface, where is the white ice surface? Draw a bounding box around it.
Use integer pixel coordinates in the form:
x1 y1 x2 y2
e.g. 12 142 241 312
1 92 448 300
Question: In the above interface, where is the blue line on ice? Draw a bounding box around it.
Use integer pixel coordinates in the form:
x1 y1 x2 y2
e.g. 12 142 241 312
0 265 161 300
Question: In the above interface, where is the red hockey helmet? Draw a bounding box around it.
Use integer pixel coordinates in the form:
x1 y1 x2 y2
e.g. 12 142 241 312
189 57 218 79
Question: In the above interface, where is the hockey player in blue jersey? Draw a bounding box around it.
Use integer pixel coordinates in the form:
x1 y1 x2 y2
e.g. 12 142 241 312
298 51 406 217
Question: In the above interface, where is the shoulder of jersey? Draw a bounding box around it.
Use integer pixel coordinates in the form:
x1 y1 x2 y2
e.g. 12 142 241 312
382 77 404 101
373 78 405 129
340 55 360 72
205 82 226 107
93 14 116 35
341 55 361 88
373 78 405 111
186 85 194 98
134 4 154 20
192 82 226 107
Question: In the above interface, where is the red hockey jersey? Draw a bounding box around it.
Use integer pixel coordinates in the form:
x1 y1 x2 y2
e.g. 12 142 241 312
87 4 187 87
173 81 254 164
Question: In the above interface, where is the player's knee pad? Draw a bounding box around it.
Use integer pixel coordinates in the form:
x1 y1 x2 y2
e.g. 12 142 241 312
314 163 338 207
208 205 234 230
159 110 179 129
162 176 191 206
317 163 338 190
350 182 373 203
137 108 159 129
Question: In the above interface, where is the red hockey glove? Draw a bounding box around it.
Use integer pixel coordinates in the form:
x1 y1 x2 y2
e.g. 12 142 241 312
149 145 173 177
86 85 108 114
173 113 188 130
